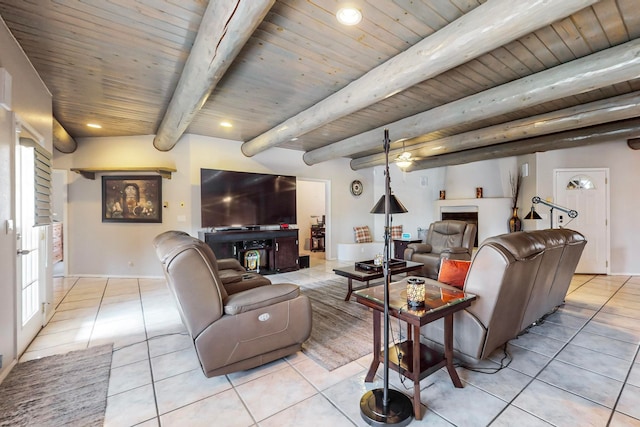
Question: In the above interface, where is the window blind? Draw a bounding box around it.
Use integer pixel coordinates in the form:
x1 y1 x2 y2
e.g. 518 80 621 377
20 137 52 226
33 144 52 226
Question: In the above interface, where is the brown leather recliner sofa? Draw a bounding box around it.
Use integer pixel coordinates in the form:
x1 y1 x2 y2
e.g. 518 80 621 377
153 231 312 377
418 228 586 363
404 220 477 279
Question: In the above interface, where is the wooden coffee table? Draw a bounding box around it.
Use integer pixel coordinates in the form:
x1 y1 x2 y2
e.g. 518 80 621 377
354 278 476 420
333 259 423 301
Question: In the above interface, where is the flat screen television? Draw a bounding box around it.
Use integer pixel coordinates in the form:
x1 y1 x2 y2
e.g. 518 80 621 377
200 168 297 228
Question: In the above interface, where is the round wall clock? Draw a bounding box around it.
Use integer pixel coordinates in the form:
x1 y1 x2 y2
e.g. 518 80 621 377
350 180 363 196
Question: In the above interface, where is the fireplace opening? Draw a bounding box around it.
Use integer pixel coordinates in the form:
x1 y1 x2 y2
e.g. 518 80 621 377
441 212 479 247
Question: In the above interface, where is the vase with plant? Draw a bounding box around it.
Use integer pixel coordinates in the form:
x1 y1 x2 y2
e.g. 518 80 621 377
509 172 522 232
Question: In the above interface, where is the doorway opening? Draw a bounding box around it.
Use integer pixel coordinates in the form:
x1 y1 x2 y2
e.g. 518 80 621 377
297 179 330 265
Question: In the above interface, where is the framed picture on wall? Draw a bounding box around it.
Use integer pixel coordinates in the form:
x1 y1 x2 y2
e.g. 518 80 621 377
102 175 162 223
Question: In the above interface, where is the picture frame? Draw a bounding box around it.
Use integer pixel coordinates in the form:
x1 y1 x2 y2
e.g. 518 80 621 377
102 175 162 223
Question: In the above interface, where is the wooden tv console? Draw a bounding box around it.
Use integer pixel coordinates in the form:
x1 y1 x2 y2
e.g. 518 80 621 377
199 229 299 274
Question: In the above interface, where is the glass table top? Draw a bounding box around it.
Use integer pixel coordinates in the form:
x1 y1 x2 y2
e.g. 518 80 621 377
353 277 476 316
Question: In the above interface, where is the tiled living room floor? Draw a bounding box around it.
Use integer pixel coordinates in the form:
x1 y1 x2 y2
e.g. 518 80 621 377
22 257 640 427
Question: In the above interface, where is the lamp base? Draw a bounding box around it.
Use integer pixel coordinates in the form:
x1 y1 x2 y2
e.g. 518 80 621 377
360 388 413 426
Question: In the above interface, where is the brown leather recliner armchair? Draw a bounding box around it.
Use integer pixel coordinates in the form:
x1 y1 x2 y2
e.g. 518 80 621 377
153 232 312 377
154 230 271 295
213 257 272 295
404 220 477 279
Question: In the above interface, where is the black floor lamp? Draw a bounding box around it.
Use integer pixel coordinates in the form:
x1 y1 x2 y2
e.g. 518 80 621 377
524 196 578 228
360 129 413 427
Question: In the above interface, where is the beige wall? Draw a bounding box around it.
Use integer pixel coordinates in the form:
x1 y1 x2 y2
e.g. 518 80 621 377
52 134 375 276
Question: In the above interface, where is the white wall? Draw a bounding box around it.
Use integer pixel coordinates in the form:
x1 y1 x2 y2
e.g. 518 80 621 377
371 157 518 242
519 153 539 231
370 165 443 242
51 170 66 222
536 140 640 274
0 17 53 377
442 157 516 200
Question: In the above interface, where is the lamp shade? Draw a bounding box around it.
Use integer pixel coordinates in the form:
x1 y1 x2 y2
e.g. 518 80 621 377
524 206 542 220
370 194 408 214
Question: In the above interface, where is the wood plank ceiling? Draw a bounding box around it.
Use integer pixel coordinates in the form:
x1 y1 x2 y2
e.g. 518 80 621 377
0 0 638 171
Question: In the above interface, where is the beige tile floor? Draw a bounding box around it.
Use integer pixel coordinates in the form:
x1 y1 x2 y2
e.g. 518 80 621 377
23 256 640 427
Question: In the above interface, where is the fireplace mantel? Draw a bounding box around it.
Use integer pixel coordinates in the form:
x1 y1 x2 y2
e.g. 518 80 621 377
435 198 512 244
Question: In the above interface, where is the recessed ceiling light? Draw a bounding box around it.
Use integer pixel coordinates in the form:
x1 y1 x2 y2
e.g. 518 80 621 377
220 121 233 128
336 7 362 26
87 123 102 129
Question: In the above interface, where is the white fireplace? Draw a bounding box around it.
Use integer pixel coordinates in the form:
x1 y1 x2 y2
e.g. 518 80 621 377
435 198 512 245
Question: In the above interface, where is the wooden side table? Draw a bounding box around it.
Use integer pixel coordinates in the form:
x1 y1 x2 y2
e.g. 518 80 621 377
354 278 476 420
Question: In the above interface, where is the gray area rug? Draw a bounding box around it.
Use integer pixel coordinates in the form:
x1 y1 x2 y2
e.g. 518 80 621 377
0 344 113 427
301 278 400 371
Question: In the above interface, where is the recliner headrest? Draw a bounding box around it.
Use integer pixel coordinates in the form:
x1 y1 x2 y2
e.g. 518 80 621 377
432 220 467 235
483 232 546 260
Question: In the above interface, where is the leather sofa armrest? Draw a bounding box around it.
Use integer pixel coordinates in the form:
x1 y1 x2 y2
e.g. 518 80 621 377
441 247 469 255
440 247 472 261
408 243 432 253
217 258 245 271
224 283 301 315
218 269 243 285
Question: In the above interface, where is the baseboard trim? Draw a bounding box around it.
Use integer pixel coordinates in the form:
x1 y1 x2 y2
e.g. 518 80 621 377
63 273 165 279
0 358 17 384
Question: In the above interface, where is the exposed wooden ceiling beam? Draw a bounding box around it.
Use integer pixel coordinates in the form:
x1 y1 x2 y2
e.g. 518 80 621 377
406 119 640 170
351 92 640 170
153 0 274 152
52 117 77 153
240 0 598 158
306 38 640 165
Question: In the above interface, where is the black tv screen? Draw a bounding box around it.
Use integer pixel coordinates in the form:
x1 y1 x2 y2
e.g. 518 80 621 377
200 169 297 228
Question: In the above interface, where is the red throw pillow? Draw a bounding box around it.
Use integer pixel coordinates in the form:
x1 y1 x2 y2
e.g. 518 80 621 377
438 259 472 289
390 225 403 240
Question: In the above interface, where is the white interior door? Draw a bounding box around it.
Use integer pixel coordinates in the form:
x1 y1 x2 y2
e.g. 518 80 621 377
554 169 609 274
15 120 47 355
